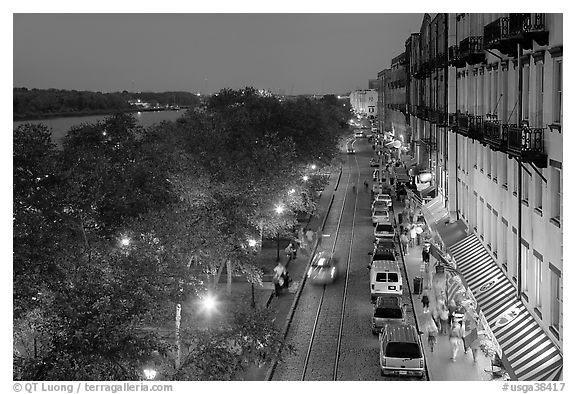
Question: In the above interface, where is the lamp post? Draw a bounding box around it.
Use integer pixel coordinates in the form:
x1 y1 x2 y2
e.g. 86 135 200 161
275 204 285 262
248 238 258 308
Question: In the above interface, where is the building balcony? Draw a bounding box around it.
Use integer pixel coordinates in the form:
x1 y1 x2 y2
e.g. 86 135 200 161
456 112 469 136
507 124 548 168
469 115 484 142
448 45 466 68
436 111 448 127
436 51 447 68
484 14 548 56
459 36 485 66
509 13 549 49
448 113 458 128
484 119 507 151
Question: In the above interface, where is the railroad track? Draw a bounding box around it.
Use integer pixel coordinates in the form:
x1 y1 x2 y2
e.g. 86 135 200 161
300 153 360 381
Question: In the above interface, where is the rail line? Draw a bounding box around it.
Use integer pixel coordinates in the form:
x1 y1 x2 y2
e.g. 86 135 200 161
300 153 361 381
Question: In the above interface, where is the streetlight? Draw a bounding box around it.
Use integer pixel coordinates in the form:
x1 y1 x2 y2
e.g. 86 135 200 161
310 164 317 170
302 175 309 182
120 236 131 247
247 238 258 308
275 204 285 262
143 368 157 380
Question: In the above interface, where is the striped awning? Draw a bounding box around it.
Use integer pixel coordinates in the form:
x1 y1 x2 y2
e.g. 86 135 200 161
450 234 563 381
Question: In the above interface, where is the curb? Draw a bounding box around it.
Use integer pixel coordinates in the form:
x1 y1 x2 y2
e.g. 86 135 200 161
395 212 431 381
265 192 336 381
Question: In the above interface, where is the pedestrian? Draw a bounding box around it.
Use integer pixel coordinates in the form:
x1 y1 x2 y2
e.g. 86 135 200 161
306 228 314 244
421 290 430 313
285 242 297 261
400 232 409 255
448 299 457 325
439 304 449 335
449 322 462 361
273 262 286 297
426 317 439 353
409 225 417 248
422 246 430 264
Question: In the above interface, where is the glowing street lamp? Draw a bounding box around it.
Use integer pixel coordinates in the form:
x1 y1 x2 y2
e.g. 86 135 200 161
120 236 131 247
310 164 317 170
302 175 309 182
201 294 217 311
248 238 258 248
143 368 157 380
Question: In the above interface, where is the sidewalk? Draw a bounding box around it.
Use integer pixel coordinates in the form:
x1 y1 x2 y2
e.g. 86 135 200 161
396 195 491 380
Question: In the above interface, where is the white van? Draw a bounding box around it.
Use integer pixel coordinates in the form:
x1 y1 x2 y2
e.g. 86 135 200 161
369 260 403 301
379 324 425 377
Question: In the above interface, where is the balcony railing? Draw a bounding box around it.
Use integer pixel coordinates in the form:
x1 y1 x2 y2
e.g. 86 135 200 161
456 112 469 134
469 115 484 141
483 119 506 150
459 36 485 65
507 124 547 167
484 14 548 54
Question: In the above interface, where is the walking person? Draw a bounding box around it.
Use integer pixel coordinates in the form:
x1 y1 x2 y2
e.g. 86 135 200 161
426 317 439 353
409 225 417 248
400 232 409 255
285 242 296 262
449 321 462 361
273 262 287 297
421 290 430 313
439 304 449 335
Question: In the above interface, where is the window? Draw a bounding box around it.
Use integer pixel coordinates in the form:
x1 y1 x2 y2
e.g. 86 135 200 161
478 200 484 237
553 60 562 124
550 168 561 222
521 244 529 294
487 149 492 176
478 144 484 172
550 268 561 331
522 169 529 203
534 173 543 211
501 155 508 187
512 161 518 194
535 63 544 127
501 221 508 270
511 230 518 282
492 211 498 255
472 194 478 229
535 255 543 308
522 64 530 121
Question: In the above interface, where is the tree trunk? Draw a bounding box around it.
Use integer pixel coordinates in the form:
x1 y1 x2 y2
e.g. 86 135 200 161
175 303 182 370
226 260 232 295
212 260 226 289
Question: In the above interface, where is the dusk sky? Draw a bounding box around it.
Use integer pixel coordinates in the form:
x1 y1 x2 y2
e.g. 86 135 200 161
13 13 425 95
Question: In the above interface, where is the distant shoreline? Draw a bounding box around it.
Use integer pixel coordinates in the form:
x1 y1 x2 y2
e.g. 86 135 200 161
13 107 188 122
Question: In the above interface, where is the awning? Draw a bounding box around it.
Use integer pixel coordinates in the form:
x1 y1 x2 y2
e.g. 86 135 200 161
422 196 447 226
449 234 563 381
419 184 436 198
436 219 468 248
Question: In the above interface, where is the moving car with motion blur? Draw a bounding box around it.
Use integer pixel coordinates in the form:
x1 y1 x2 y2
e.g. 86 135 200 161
307 250 337 285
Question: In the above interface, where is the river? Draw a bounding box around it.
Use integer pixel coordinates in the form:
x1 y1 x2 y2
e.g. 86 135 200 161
13 110 187 145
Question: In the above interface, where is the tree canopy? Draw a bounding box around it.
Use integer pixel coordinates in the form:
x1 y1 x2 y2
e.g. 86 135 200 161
13 88 350 380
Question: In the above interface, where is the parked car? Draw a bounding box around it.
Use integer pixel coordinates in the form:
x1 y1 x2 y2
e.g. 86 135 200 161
347 146 355 154
374 222 395 239
370 158 380 167
372 295 405 334
379 193 393 207
369 260 403 300
354 130 365 138
370 242 397 262
379 324 425 377
372 208 390 226
371 200 388 213
307 250 337 285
